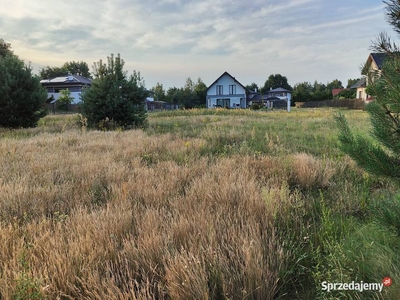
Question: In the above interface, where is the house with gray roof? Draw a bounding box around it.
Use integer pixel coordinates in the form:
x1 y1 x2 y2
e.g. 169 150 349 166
206 71 248 108
40 75 92 104
248 87 292 111
356 53 388 101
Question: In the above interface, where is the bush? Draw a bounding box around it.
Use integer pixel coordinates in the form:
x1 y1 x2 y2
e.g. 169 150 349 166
56 89 74 112
0 55 47 128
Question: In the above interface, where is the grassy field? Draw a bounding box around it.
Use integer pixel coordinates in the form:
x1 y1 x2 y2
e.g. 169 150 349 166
0 108 399 299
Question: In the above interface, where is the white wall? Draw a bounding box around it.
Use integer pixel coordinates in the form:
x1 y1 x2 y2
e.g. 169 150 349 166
206 73 246 108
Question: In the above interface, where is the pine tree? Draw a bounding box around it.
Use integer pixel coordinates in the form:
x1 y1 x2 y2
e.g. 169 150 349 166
0 55 47 128
81 54 148 129
335 0 400 179
0 38 13 58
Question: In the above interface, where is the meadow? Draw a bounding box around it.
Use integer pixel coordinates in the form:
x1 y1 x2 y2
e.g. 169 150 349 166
0 108 399 299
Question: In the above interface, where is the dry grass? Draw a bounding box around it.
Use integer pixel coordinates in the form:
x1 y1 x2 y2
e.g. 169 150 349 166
0 109 397 299
0 128 297 299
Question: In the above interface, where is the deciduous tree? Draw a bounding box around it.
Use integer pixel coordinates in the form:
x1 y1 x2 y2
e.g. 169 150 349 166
246 82 259 92
39 61 91 79
261 74 292 93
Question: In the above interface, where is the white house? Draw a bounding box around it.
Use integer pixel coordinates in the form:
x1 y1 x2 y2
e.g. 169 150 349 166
206 71 247 108
40 75 92 104
352 53 386 101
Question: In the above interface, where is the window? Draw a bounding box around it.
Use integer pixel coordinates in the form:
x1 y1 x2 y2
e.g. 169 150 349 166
216 98 230 108
229 85 236 95
216 85 223 95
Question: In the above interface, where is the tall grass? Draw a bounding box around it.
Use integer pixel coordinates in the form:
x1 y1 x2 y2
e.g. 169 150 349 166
0 108 398 299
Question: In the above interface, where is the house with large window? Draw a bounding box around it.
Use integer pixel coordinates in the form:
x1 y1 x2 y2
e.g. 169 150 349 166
206 71 247 108
40 74 92 104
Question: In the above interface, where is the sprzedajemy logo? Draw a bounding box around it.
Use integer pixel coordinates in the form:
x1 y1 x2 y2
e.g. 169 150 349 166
321 277 392 293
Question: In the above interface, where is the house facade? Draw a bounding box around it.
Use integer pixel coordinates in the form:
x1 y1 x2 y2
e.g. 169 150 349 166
350 78 367 100
206 72 247 108
40 75 92 104
248 87 292 111
355 53 386 100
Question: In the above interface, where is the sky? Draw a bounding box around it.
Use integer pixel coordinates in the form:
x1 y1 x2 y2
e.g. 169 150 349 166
0 0 397 89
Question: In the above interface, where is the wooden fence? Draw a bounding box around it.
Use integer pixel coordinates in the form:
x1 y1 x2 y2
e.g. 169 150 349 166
295 98 366 110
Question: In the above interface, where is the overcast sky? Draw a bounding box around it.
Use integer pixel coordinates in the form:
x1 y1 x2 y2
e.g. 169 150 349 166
0 0 396 89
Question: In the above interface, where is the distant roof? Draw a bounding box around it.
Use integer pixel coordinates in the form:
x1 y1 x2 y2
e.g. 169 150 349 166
250 94 281 101
350 78 366 89
40 75 92 85
207 71 247 91
268 87 291 93
332 88 345 96
370 53 387 70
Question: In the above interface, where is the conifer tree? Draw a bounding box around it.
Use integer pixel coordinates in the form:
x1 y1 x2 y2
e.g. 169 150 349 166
335 0 400 178
0 54 47 128
81 54 148 129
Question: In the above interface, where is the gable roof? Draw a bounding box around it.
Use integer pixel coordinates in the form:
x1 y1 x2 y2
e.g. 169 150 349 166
370 53 386 70
206 71 247 91
350 78 366 89
40 75 92 85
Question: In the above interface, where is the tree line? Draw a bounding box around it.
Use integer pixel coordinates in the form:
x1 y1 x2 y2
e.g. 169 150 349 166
0 36 362 129
38 58 360 107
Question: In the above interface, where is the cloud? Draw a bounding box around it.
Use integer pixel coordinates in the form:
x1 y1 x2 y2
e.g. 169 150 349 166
0 0 395 88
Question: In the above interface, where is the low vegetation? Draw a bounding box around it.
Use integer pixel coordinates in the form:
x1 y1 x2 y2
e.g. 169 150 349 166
0 108 399 299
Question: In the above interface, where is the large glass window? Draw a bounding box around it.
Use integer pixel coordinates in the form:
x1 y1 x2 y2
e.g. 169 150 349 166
229 85 236 94
216 98 230 108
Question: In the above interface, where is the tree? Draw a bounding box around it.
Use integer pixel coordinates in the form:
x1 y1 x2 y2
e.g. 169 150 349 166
335 89 356 99
194 78 207 108
56 89 74 112
246 82 259 92
39 66 65 79
152 82 166 102
335 0 400 179
177 77 207 108
0 39 13 58
326 79 343 90
81 53 148 129
312 81 332 100
62 61 91 77
165 87 182 105
261 74 292 93
39 61 91 79
0 55 47 128
292 81 335 102
292 82 313 102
